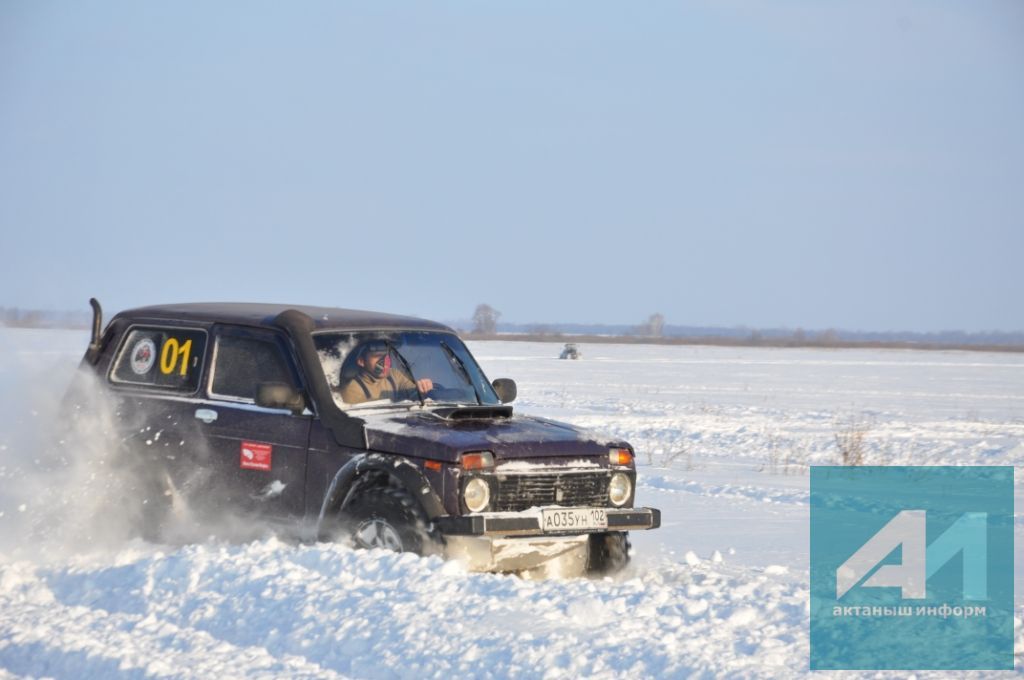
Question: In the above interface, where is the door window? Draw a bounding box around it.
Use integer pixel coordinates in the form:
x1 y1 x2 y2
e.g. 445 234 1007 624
209 334 295 402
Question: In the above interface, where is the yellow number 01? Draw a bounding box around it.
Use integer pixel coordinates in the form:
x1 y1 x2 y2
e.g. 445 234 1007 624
159 338 193 376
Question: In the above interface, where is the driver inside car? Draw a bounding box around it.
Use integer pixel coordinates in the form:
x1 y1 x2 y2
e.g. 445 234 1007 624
338 340 434 404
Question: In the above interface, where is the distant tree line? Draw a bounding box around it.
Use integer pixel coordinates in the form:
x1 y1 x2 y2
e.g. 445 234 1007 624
8 302 1022 351
456 303 1024 350
1 307 91 329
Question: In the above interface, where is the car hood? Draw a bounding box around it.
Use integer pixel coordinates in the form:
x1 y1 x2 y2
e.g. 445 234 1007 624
359 408 620 463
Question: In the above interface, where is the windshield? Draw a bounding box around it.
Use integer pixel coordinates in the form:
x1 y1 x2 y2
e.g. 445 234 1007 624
314 331 500 410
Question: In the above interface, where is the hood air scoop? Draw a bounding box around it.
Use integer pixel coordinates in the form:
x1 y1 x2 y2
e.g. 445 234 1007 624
431 405 513 421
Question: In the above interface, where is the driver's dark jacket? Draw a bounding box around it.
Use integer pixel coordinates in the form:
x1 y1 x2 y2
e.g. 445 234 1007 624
338 369 418 404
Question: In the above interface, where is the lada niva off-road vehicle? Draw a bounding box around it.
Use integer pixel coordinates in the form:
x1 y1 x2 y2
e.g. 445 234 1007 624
70 300 660 575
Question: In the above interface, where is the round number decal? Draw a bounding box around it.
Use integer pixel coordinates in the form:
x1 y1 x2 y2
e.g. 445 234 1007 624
130 338 157 375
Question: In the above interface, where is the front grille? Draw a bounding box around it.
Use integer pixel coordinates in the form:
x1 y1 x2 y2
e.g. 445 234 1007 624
492 472 610 512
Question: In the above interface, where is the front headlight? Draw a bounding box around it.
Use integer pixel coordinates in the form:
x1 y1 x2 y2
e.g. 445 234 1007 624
609 472 632 507
464 477 491 513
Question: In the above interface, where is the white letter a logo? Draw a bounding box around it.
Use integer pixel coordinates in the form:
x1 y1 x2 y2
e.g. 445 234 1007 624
837 510 926 599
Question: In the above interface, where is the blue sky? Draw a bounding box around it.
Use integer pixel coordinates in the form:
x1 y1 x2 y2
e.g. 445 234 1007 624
1 1 1022 332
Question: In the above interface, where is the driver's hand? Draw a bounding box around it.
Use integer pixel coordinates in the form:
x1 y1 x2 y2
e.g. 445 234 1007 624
416 378 434 393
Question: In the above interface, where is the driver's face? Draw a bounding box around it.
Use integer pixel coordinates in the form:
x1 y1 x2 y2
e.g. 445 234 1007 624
360 351 387 374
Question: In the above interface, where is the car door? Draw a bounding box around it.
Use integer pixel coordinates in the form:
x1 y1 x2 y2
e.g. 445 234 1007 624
196 325 311 521
106 323 211 506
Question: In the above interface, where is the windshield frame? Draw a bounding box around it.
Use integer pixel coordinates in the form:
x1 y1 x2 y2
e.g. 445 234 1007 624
312 329 501 411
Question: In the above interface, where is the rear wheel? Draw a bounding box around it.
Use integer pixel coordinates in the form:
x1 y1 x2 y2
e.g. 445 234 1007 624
112 441 173 542
342 486 441 556
586 531 631 575
137 488 172 542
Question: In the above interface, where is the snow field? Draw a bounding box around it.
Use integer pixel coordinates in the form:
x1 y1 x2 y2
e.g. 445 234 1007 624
0 539 807 679
0 330 1021 677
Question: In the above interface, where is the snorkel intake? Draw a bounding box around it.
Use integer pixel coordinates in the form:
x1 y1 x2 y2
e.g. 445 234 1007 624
85 298 103 365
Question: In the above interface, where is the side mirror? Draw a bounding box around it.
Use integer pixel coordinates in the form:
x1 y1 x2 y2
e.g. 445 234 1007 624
492 378 517 404
256 382 306 415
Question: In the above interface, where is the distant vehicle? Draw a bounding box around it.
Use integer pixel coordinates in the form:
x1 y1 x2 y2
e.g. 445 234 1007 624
560 343 582 360
67 300 659 576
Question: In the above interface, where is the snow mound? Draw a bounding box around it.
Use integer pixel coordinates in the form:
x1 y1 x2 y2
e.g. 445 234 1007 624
0 539 808 679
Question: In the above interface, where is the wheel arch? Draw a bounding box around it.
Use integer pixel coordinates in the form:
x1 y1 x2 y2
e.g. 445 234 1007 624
316 453 445 541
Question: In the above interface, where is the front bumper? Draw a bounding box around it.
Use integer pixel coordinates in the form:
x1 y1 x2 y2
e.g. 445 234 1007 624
434 506 661 538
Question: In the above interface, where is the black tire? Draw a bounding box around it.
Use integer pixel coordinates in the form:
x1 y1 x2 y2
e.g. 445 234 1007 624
341 486 442 556
587 531 631 575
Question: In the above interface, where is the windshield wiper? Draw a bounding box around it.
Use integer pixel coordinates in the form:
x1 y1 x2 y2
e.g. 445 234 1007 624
440 340 481 405
385 341 425 407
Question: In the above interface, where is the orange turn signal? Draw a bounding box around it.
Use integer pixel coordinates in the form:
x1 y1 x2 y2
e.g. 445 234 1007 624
425 460 442 472
460 451 495 470
609 448 633 466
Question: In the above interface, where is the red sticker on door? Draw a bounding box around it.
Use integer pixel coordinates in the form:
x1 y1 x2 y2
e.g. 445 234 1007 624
240 441 272 471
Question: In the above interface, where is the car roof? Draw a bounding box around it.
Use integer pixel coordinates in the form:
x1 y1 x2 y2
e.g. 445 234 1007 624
112 302 453 333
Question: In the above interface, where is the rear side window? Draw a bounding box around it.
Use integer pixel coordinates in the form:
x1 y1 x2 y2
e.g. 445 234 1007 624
111 327 207 392
209 335 295 402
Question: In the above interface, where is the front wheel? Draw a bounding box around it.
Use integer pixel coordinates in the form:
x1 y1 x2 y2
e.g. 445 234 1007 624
341 486 442 556
586 531 631 575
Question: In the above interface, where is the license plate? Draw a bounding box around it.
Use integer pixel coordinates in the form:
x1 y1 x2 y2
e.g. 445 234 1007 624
541 508 608 532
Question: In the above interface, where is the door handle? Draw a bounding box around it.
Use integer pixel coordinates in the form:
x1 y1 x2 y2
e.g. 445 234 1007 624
195 408 218 424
